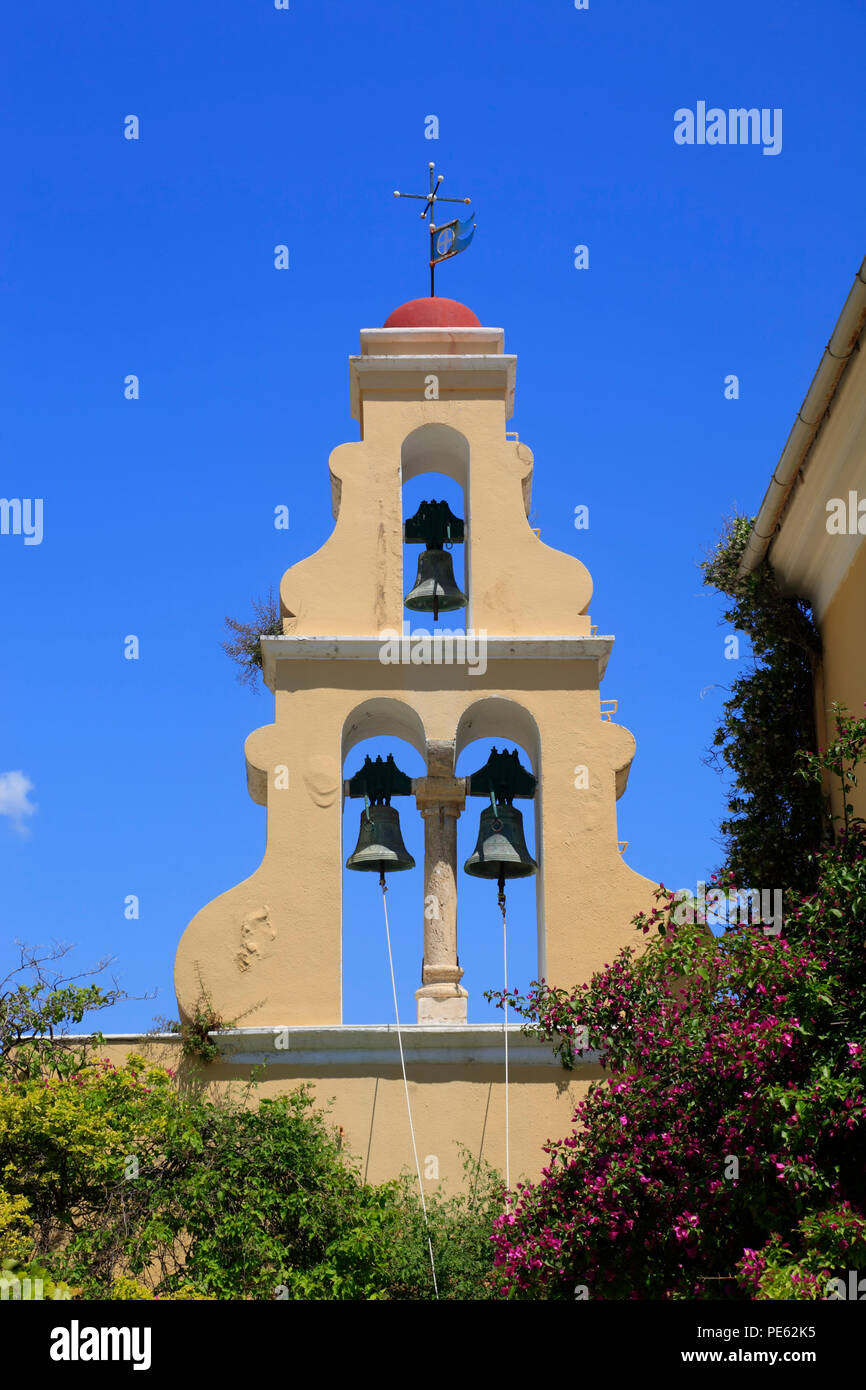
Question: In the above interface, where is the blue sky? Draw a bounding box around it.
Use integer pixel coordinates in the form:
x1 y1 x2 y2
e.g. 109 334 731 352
1 0 864 1031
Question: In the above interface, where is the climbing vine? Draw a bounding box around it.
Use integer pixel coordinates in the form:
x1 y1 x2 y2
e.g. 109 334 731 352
701 515 827 896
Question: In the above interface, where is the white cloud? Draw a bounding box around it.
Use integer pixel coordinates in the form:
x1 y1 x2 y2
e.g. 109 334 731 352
0 771 37 834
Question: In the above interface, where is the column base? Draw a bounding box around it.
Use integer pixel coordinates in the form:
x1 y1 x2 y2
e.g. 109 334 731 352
415 982 469 1024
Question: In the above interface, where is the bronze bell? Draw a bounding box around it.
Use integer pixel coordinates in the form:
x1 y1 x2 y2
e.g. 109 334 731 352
346 803 416 874
464 803 537 880
404 546 467 618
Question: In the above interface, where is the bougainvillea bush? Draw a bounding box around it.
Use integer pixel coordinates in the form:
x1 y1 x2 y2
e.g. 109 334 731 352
489 712 866 1300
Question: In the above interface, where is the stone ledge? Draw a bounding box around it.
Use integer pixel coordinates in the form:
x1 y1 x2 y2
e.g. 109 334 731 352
210 1024 596 1069
61 1027 603 1071
349 343 516 419
260 634 615 689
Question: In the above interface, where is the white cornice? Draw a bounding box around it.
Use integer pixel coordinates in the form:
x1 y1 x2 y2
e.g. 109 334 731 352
212 1024 596 1069
60 1026 603 1070
259 633 614 690
349 352 517 421
359 327 506 352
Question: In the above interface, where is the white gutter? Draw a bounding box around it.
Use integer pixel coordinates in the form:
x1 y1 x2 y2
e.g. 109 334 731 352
738 254 866 577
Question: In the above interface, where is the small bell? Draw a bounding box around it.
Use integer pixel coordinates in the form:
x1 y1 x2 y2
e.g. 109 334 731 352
346 803 416 874
464 803 537 880
404 546 467 619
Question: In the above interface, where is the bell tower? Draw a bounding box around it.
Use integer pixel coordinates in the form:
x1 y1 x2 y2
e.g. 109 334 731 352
174 295 657 1028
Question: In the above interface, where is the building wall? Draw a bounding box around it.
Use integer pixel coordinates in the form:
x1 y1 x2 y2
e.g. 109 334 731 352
765 319 866 826
95 1034 598 1191
819 540 866 824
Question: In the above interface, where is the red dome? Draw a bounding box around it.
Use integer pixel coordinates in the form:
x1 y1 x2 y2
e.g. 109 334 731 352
383 297 481 328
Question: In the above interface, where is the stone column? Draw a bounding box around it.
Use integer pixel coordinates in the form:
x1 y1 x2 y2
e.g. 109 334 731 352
413 742 468 1024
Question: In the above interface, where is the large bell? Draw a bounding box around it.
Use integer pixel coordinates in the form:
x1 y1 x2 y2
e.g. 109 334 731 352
346 803 416 874
464 804 537 880
404 546 467 616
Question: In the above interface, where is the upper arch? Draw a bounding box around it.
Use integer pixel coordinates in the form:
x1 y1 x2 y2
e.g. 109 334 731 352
455 696 541 776
401 423 470 489
342 697 428 765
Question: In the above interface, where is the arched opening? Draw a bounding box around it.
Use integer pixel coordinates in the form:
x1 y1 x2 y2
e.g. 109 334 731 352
341 700 427 1024
401 425 471 632
455 698 544 1022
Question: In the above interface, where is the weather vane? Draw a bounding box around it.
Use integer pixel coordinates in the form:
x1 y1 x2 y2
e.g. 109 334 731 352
393 162 476 297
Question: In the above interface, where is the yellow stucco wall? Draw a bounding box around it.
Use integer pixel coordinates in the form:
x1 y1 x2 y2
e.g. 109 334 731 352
765 307 865 826
94 1037 596 1191
819 540 866 824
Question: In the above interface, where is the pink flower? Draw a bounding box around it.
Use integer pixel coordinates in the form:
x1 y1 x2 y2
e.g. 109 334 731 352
673 1213 699 1242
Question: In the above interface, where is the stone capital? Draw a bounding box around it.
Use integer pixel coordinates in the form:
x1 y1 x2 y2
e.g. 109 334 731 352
421 960 465 986
413 776 467 811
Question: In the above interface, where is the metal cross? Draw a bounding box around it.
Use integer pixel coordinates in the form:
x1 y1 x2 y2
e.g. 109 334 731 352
393 162 472 297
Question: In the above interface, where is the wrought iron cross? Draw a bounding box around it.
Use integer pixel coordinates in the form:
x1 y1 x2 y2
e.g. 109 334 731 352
393 162 473 296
